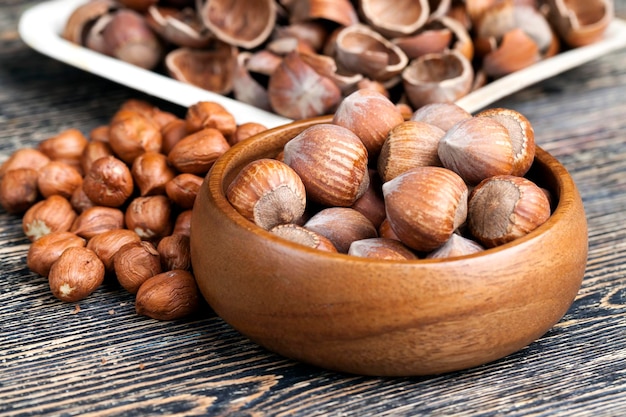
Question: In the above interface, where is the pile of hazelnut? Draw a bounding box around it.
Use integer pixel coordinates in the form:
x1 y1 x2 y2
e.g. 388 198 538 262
226 89 552 259
0 98 267 320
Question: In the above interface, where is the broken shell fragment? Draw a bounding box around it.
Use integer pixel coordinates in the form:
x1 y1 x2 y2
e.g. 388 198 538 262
146 5 212 48
358 0 430 38
545 0 613 47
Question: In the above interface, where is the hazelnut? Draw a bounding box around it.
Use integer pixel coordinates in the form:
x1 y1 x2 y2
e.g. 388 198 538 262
108 112 162 164
27 231 87 277
0 168 40 213
22 195 77 242
185 101 237 138
82 155 134 207
231 122 267 145
70 186 96 213
269 223 338 252
304 207 377 253
351 169 386 229
80 140 114 174
70 206 125 239
89 125 110 143
377 120 446 183
86 228 141 271
114 240 162 294
135 270 200 321
165 173 204 210
425 233 484 259
167 128 230 175
475 108 535 177
172 210 193 236
131 151 176 196
0 148 50 180
382 166 468 252
283 124 370 207
467 175 551 248
161 118 188 155
410 102 472 132
348 238 418 260
332 89 405 158
157 234 191 271
37 161 83 199
124 195 173 239
226 158 306 230
48 246 105 302
438 116 514 185
38 128 89 171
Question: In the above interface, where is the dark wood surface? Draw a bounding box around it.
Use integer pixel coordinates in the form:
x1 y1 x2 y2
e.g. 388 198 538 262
1 1 625 415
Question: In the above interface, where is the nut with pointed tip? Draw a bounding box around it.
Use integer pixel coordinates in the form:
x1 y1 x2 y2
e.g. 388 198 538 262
304 207 378 253
22 195 77 242
131 151 176 196
48 246 105 302
165 173 204 210
383 166 468 252
157 234 192 271
348 237 418 260
108 111 163 164
468 175 551 248
226 158 307 230
283 123 370 207
377 120 446 183
125 195 173 240
425 233 484 259
167 128 231 175
437 116 514 185
38 128 89 171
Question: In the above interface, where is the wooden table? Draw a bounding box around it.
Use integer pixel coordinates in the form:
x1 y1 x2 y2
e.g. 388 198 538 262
1 1 625 415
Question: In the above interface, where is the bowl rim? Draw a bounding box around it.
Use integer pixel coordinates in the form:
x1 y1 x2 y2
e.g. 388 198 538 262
206 116 579 265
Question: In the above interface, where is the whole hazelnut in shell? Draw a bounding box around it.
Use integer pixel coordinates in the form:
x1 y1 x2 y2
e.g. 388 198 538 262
382 166 468 252
438 116 515 185
227 158 306 230
283 123 369 207
468 174 551 248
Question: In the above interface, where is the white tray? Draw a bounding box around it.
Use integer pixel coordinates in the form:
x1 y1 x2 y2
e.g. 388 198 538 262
18 0 626 127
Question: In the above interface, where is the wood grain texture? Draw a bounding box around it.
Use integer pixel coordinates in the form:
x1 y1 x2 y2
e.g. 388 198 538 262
1 1 625 415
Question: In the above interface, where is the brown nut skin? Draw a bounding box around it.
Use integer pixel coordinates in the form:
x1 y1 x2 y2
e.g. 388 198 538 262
231 122 267 145
332 89 405 159
382 166 468 253
467 175 551 248
172 210 193 236
269 223 338 252
131 151 176 196
70 186 96 213
86 229 142 272
70 206 125 239
425 233 484 259
475 108 536 177
161 118 188 155
351 169 385 229
304 207 378 253
124 195 173 240
0 168 40 214
22 195 77 242
38 128 89 171
165 173 204 210
0 148 50 180
226 158 307 230
348 237 418 260
108 112 163 164
37 161 83 199
167 128 231 175
27 231 87 277
135 269 200 321
283 124 370 208
114 240 162 294
48 246 105 302
438 116 515 185
185 101 237 138
157 234 191 271
410 102 472 132
80 140 114 174
82 155 134 207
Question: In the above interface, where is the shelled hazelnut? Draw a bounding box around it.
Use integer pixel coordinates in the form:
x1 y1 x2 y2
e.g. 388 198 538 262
0 98 264 320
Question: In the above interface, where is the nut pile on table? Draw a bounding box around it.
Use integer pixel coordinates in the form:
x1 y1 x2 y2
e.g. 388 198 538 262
226 89 552 259
0 99 266 320
62 0 613 119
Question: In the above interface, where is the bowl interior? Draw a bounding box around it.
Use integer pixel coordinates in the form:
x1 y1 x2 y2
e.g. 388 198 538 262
190 116 588 376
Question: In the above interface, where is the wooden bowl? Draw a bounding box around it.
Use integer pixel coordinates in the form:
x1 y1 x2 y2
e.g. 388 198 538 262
190 116 588 376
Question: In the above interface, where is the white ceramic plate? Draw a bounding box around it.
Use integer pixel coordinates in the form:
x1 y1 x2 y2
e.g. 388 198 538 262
18 0 626 127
